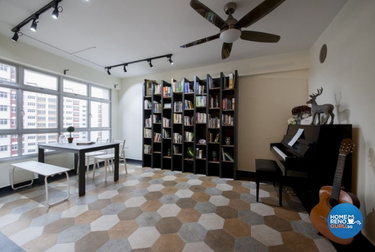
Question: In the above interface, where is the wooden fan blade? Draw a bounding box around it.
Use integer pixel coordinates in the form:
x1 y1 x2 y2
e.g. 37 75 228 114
237 0 285 28
180 33 220 48
221 43 233 59
190 0 226 29
241 30 280 43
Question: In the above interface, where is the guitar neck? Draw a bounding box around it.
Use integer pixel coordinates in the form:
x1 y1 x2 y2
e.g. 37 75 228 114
330 155 346 203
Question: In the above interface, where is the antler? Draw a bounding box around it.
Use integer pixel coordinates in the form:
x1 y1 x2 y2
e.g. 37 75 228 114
309 87 323 99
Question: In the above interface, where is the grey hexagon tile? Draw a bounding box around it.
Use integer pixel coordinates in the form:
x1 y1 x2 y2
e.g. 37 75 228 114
209 195 230 206
98 238 132 252
157 204 181 217
9 226 44 246
136 212 162 227
122 180 139 186
211 178 227 184
251 203 275 216
61 205 88 218
178 223 207 243
57 224 91 243
30 212 62 227
175 183 191 189
9 201 42 215
198 213 225 230
127 175 142 180
234 237 268 252
45 243 75 252
240 193 256 204
125 197 146 207
159 194 179 204
175 189 194 198
102 202 126 215
75 194 99 205
241 182 256 190
299 212 312 223
239 210 264 226
182 242 214 252
98 190 119 199
131 188 149 197
194 202 217 214
149 178 164 184
291 220 322 239
0 213 22 228
187 179 203 185
128 226 160 249
250 188 270 198
251 224 283 247
314 238 337 251
205 187 223 196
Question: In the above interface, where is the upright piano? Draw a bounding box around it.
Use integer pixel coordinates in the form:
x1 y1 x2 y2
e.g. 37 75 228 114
271 124 352 211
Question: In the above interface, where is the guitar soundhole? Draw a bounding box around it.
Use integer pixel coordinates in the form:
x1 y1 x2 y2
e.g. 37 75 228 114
329 198 338 208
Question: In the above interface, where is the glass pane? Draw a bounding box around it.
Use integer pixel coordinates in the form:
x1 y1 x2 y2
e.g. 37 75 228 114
63 79 88 96
90 131 110 142
23 91 58 129
62 131 88 141
0 135 18 158
22 133 58 155
0 62 16 83
0 87 17 130
24 69 58 90
63 97 87 128
90 101 110 128
91 86 110 100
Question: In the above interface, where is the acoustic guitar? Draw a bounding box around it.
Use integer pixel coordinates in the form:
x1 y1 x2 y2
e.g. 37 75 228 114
310 138 359 245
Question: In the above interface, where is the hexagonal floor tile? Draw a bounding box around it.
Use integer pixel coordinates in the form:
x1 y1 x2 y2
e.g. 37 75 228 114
147 184 164 192
117 207 143 221
125 197 146 207
141 199 162 212
177 208 202 223
159 194 179 204
128 226 160 249
157 204 181 217
198 213 225 230
251 203 275 216
182 242 214 252
98 190 119 199
163 175 177 181
108 220 138 239
90 215 120 231
209 195 230 206
223 219 251 238
194 202 217 214
187 179 203 185
175 189 194 198
216 184 233 191
155 217 183 234
251 224 283 247
152 234 185 252
204 229 235 252
178 223 207 243
176 198 197 209
215 206 238 219
61 205 88 218
135 212 162 227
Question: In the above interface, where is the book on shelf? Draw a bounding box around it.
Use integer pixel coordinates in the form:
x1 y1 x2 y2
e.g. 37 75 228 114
222 148 226 161
163 86 172 97
145 116 152 127
154 132 161 142
154 83 161 94
196 113 207 123
172 79 183 92
222 114 234 126
214 133 220 143
145 83 152 96
184 100 194 109
196 96 206 107
144 99 152 109
184 82 194 93
153 114 161 124
162 129 170 138
162 117 171 127
173 101 183 112
153 101 161 113
223 151 234 162
228 73 234 89
173 133 182 143
208 114 220 128
184 116 193 126
144 128 152 138
76 141 94 145
173 145 180 154
185 131 194 142
144 144 152 154
196 83 206 94
210 95 219 108
173 113 182 123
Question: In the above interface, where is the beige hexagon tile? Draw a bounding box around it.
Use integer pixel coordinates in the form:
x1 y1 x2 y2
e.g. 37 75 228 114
125 197 147 207
251 202 275 216
157 204 181 217
209 195 230 206
216 184 233 191
98 190 119 199
90 214 120 231
128 226 161 249
61 205 89 218
198 213 225 230
251 224 283 247
147 184 165 192
175 189 194 198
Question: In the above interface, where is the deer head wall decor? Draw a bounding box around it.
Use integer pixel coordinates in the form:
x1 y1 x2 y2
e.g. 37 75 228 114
306 87 335 125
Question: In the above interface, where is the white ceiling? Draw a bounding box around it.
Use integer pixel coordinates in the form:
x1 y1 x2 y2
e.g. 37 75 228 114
0 0 348 78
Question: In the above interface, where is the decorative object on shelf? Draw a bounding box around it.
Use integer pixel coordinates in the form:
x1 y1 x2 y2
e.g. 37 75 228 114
225 137 231 145
287 117 297 125
199 139 206 144
66 126 75 143
212 151 217 161
307 87 335 125
291 105 311 124
167 149 171 156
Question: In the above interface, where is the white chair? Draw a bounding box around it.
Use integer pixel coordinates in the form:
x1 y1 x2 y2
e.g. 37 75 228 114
77 137 108 177
92 139 127 181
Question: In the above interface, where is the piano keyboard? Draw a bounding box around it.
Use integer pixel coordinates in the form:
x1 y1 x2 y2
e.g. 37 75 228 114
272 146 287 160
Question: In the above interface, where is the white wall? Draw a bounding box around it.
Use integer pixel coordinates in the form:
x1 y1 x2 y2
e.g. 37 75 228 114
119 51 310 164
309 0 375 244
0 33 121 188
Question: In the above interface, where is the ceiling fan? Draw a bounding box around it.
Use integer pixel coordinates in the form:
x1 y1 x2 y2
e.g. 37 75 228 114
181 0 285 59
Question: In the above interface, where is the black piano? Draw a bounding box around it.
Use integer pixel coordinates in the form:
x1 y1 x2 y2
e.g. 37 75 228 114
271 124 352 211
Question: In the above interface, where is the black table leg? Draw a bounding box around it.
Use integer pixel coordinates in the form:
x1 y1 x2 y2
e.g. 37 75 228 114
78 150 86 196
38 147 45 184
114 145 119 181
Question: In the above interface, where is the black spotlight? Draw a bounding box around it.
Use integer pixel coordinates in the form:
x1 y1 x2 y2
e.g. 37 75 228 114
52 1 62 19
12 30 19 42
168 56 174 65
107 68 111 75
30 16 38 32
123 64 127 73
148 60 153 69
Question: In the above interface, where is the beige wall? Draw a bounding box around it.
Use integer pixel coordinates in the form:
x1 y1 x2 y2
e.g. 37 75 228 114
308 0 375 244
238 70 308 172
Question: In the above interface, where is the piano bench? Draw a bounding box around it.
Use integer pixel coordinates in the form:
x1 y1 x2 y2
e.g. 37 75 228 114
255 159 283 206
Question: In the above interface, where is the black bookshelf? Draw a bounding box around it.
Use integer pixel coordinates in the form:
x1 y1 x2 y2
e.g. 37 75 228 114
142 71 238 179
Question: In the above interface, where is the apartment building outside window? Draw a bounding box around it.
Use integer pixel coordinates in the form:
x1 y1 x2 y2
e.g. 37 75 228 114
0 60 111 159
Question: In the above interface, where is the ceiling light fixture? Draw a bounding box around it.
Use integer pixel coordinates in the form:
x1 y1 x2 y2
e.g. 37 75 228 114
107 68 111 75
12 29 20 42
167 56 174 65
104 54 173 74
148 60 154 69
30 15 39 32
51 1 63 19
11 0 63 41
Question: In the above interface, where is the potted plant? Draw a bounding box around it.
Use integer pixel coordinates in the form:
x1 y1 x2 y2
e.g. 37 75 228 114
67 126 75 143
212 151 217 161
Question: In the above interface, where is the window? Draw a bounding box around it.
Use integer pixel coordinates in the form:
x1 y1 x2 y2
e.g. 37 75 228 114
0 60 111 159
91 86 110 100
63 79 87 96
90 131 110 142
91 101 110 128
24 69 58 90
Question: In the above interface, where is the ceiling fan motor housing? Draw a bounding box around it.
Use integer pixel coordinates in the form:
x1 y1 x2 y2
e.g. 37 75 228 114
224 2 237 15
